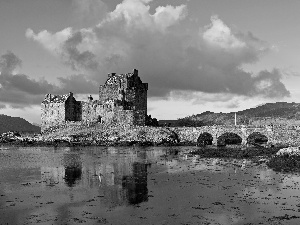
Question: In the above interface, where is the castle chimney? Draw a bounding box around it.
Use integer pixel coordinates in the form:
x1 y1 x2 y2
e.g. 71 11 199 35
133 69 138 76
108 73 116 78
88 95 93 101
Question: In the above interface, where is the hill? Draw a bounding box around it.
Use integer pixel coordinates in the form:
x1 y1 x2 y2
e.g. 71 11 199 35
175 102 300 127
236 102 300 118
0 114 41 134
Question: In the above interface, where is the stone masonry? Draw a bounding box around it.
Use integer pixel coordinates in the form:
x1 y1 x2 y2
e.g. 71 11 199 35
41 69 148 132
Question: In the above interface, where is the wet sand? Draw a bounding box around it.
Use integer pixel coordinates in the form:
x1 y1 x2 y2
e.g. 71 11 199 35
1 146 300 224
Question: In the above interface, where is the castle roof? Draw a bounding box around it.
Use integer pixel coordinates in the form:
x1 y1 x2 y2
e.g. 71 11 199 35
42 92 73 104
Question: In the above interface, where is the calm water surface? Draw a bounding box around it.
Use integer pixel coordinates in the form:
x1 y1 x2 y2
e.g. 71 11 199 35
1 146 300 224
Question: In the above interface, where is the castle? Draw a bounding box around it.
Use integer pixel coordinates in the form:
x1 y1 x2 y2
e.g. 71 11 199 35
41 69 148 132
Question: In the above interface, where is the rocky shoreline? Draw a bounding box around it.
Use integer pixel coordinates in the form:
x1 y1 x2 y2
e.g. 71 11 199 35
2 125 300 173
0 124 291 148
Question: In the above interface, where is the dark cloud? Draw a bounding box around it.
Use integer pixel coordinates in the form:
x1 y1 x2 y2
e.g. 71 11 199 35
0 51 60 107
0 51 22 74
0 51 99 108
0 73 57 95
57 74 99 94
251 69 290 98
62 31 99 71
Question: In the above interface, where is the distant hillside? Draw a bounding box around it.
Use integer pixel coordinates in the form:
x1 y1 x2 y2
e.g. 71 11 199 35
31 122 41 128
176 102 300 127
158 120 178 126
236 102 300 118
0 114 41 134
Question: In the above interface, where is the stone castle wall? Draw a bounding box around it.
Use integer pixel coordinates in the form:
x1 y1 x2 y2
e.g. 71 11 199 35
81 100 143 126
41 102 65 129
41 93 82 131
134 110 146 125
81 100 103 124
99 69 148 112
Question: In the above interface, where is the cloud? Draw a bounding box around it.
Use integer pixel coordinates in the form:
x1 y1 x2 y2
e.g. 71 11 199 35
26 27 100 72
26 27 72 53
106 0 187 32
0 51 99 108
72 0 108 22
57 74 99 94
62 31 99 71
203 15 246 49
167 91 244 109
26 0 290 100
252 69 290 98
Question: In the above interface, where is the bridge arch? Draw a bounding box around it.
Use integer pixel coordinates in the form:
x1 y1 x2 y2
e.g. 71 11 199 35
247 132 268 146
217 132 242 146
197 132 213 146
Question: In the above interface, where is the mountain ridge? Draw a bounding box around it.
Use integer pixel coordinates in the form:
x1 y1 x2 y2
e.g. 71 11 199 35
162 102 300 127
0 114 41 134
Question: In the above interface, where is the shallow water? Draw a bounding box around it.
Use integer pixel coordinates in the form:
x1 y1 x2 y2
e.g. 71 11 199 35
1 146 300 224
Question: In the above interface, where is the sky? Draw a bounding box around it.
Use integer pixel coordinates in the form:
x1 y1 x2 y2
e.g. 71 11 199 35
0 0 300 124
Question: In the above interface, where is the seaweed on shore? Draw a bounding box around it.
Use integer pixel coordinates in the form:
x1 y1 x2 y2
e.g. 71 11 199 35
189 146 282 159
267 155 300 173
189 145 300 173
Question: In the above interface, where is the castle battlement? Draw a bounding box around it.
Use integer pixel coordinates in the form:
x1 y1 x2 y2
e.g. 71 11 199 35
41 69 148 132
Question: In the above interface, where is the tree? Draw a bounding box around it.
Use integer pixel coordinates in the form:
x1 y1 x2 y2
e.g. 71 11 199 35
145 115 159 126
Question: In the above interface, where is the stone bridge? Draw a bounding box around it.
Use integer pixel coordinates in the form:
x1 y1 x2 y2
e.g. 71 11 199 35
165 125 300 146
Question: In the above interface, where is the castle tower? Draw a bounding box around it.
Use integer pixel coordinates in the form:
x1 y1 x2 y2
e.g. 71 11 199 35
99 69 148 125
41 92 81 132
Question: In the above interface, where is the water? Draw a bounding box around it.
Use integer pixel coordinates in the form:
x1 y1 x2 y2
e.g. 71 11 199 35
1 146 300 224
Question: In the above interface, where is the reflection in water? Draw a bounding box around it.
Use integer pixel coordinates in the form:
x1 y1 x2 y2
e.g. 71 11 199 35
3 146 300 225
63 153 82 187
40 148 150 206
64 166 82 187
41 152 83 188
41 167 65 186
122 162 149 205
97 155 150 207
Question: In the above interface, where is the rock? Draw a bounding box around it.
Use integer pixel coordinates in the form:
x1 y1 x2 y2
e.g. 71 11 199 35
276 146 300 156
